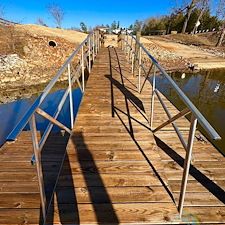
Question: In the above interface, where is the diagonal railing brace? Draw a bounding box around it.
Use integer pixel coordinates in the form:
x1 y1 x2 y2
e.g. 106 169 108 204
35 108 71 134
153 107 191 133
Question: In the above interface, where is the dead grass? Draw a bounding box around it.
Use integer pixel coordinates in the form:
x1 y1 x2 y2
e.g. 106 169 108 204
0 24 89 56
165 33 214 46
14 24 88 43
0 25 28 56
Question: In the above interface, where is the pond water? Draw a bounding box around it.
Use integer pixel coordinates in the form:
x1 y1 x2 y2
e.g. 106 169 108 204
151 69 225 155
0 88 82 147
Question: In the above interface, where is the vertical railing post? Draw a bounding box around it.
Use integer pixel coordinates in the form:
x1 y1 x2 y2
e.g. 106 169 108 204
88 38 91 73
93 34 95 62
150 64 156 129
126 33 129 57
122 33 124 51
68 64 74 129
82 46 85 92
123 34 127 57
131 51 134 74
138 46 142 93
96 31 98 53
129 36 133 62
95 32 98 56
29 115 46 220
124 33 126 53
133 31 141 76
97 30 100 52
178 113 198 216
88 38 91 72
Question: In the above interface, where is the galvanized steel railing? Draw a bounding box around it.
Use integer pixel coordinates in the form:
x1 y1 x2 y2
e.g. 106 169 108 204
121 32 221 216
6 30 100 220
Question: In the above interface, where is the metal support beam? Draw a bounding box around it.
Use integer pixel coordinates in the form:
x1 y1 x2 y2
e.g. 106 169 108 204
68 64 74 129
88 38 91 72
93 34 95 62
155 89 188 150
138 46 142 93
35 108 71 134
150 65 156 130
153 107 191 133
131 51 134 74
140 62 153 93
82 46 85 92
178 113 198 216
29 115 46 220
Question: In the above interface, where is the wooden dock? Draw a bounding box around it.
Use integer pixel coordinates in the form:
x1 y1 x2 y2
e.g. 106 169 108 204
0 47 225 224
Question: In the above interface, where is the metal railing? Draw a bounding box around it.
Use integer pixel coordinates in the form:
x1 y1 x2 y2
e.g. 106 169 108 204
6 30 100 220
121 32 221 216
0 17 19 25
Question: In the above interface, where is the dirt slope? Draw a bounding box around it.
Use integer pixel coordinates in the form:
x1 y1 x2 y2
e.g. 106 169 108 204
14 24 88 43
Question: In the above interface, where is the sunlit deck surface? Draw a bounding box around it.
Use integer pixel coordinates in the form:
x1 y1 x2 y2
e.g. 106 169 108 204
0 47 225 224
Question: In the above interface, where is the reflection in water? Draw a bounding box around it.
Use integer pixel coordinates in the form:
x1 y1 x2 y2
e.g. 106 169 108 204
0 88 82 147
0 81 77 106
151 69 225 154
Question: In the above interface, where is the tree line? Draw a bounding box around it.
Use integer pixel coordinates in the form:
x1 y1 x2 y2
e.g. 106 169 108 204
140 0 224 46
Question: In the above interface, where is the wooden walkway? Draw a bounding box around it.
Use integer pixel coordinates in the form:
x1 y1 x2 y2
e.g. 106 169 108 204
0 47 225 224
45 47 179 224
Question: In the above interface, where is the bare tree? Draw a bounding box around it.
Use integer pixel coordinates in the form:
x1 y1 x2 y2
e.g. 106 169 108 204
172 0 200 33
216 0 225 47
192 0 211 34
182 0 200 33
0 4 5 18
46 3 65 28
36 17 47 26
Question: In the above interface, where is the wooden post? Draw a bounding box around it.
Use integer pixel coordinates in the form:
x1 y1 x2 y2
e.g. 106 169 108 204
117 30 123 48
100 30 105 48
133 31 141 77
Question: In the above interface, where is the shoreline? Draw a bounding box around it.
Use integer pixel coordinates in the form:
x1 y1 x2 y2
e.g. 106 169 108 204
143 35 225 71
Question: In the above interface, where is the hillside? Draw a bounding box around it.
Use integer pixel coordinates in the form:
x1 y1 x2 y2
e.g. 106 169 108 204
0 24 88 55
0 24 90 92
144 33 225 70
14 24 88 43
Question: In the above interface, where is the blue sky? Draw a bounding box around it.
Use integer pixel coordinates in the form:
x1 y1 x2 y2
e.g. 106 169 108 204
1 0 172 29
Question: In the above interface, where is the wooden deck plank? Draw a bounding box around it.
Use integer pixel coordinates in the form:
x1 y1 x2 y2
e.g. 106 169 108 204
66 150 162 161
183 206 225 223
53 186 173 203
0 209 40 224
46 203 179 224
57 172 169 187
0 193 40 208
47 47 179 224
59 160 165 173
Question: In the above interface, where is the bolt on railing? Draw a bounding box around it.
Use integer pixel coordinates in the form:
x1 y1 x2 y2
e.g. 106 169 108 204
121 31 221 217
6 30 100 220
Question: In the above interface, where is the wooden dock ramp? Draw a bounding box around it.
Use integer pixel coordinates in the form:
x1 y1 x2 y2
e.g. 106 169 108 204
45 47 179 224
0 46 225 224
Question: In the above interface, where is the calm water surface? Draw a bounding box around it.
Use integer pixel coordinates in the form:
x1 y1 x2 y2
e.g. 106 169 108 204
152 69 225 155
0 88 82 147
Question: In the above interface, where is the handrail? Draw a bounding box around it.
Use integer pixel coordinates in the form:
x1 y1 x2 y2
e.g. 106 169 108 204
121 32 221 217
5 30 100 220
127 33 221 140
